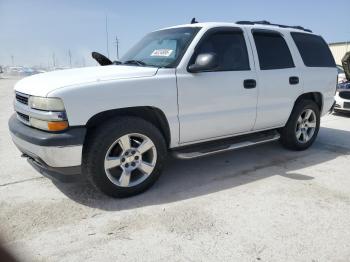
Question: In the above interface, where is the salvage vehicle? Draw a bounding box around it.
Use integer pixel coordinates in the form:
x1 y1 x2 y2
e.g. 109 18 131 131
337 65 347 83
9 20 337 197
335 52 350 112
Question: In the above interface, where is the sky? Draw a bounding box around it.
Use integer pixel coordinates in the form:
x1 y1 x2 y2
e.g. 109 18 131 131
0 0 349 67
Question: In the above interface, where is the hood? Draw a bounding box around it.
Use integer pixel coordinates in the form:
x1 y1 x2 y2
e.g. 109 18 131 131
14 65 158 97
342 52 350 81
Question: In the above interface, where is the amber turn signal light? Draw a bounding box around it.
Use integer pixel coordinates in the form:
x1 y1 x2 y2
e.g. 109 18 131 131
47 121 69 131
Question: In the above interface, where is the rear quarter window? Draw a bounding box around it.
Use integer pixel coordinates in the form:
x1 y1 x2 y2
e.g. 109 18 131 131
291 32 336 67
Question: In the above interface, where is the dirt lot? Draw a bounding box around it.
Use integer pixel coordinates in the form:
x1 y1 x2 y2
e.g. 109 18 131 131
1 77 350 262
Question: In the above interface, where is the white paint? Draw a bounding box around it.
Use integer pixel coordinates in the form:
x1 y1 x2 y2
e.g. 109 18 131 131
13 22 337 148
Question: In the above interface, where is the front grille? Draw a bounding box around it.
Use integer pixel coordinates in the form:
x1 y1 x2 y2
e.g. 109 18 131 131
17 112 30 122
339 91 350 100
15 93 29 105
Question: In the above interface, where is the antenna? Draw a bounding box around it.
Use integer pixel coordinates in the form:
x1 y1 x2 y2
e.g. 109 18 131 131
105 15 110 58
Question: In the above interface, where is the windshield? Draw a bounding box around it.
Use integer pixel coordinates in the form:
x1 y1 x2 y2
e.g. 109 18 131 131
121 27 200 68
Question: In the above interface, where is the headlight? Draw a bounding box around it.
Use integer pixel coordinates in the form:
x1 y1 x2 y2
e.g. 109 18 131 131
28 96 65 111
27 96 68 131
30 118 69 131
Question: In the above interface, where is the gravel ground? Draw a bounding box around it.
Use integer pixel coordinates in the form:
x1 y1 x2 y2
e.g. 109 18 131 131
1 77 350 262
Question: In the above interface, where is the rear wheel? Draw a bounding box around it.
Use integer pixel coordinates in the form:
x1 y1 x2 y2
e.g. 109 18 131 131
83 117 167 198
280 100 320 150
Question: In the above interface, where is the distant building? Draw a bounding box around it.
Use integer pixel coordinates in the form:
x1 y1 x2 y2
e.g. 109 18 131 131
329 41 350 65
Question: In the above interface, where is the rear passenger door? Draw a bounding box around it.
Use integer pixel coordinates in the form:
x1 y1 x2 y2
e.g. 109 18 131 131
248 29 303 130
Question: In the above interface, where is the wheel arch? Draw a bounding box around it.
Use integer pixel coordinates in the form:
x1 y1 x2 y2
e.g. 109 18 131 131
294 92 323 112
85 106 171 147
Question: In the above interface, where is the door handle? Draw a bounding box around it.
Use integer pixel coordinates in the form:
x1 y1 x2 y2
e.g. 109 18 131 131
243 79 256 89
289 76 299 85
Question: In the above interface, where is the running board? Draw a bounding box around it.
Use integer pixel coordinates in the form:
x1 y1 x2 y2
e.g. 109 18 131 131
172 130 280 159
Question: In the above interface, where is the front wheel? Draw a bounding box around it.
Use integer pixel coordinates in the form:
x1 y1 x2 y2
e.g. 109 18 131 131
83 117 167 198
280 100 320 150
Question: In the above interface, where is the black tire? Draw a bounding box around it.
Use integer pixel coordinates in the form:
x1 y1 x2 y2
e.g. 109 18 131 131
280 99 320 151
82 116 167 198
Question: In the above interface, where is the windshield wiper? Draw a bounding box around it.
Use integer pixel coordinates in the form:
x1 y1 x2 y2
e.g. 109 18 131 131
123 60 147 66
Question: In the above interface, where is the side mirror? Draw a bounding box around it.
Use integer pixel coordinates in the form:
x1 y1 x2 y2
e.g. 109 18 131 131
188 53 218 73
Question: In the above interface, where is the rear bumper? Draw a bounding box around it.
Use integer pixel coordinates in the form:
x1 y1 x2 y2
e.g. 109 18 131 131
8 114 86 179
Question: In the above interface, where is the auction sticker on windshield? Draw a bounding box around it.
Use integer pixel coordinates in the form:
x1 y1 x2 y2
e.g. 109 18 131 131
151 49 173 57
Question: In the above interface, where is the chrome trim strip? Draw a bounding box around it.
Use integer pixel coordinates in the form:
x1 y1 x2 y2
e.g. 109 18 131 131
11 134 82 167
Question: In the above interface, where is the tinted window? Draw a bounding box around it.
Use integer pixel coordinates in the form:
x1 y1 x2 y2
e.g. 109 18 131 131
291 32 336 67
253 32 295 70
122 27 200 68
194 31 250 71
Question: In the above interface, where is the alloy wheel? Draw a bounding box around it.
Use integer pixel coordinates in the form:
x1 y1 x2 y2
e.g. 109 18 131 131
104 133 157 187
295 109 317 143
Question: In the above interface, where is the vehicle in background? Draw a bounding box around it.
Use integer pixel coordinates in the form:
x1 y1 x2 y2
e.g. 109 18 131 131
335 52 350 112
337 65 347 83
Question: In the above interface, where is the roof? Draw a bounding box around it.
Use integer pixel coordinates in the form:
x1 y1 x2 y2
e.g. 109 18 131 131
162 21 314 34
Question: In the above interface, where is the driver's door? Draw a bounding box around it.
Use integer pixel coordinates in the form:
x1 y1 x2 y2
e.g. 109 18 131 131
176 27 258 143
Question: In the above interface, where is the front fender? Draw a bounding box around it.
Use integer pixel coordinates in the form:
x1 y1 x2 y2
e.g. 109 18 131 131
48 69 179 147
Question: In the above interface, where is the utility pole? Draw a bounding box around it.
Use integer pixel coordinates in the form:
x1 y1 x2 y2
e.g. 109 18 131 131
115 35 120 60
11 55 14 66
52 52 56 68
105 15 110 58
68 50 72 68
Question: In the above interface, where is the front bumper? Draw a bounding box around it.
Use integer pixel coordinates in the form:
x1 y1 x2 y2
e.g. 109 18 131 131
9 114 86 180
334 93 350 112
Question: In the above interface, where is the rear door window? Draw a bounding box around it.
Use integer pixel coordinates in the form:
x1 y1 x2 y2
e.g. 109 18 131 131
253 31 295 70
291 32 335 67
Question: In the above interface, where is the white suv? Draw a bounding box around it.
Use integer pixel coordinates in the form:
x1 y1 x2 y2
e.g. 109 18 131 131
9 21 337 197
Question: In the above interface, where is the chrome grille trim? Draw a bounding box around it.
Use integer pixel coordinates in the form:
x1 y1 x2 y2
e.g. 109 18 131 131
17 112 30 123
15 92 29 105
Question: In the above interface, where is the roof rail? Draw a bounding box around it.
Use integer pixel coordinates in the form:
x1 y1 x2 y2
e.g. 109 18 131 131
236 20 312 33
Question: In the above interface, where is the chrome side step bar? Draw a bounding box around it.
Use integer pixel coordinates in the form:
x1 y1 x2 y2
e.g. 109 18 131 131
173 131 280 159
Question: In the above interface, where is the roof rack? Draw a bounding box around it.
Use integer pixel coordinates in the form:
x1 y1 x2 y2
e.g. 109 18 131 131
236 20 312 33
